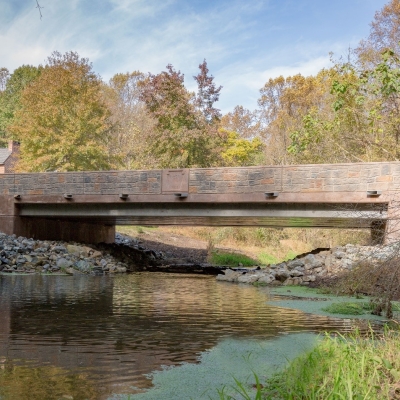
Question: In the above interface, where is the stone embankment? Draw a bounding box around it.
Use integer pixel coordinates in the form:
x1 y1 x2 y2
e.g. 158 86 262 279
0 232 131 275
216 244 396 286
0 232 224 275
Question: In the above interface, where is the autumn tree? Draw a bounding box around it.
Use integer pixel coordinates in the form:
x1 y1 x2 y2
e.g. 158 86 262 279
140 62 224 168
105 71 157 170
356 0 400 67
218 106 266 166
10 51 114 172
0 65 41 146
193 59 222 123
220 128 264 166
258 73 331 164
289 49 400 163
220 105 264 140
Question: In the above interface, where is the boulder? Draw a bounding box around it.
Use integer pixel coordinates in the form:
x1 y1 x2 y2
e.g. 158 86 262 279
74 260 93 273
57 258 73 270
220 269 242 282
287 259 304 270
290 270 304 277
303 275 316 282
237 274 260 284
67 245 90 257
257 274 275 284
304 254 322 270
275 269 290 281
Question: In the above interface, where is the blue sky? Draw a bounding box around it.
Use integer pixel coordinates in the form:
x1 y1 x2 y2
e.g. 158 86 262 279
0 0 388 113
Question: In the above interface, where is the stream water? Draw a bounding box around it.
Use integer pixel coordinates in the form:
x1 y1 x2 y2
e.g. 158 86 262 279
0 273 380 400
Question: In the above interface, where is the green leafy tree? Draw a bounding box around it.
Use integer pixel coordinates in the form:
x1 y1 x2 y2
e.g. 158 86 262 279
220 128 264 166
10 51 114 172
289 50 400 163
0 65 41 146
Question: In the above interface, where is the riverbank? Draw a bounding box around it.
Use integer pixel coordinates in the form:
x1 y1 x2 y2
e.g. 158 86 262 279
216 243 400 290
260 326 400 399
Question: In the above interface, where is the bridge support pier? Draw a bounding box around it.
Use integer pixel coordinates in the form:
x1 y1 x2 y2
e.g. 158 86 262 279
384 195 400 245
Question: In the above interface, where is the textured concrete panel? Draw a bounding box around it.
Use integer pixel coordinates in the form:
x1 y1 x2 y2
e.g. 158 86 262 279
84 171 161 195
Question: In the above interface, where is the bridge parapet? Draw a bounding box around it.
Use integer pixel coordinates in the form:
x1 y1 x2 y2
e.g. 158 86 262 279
0 162 399 197
0 170 162 196
189 163 400 194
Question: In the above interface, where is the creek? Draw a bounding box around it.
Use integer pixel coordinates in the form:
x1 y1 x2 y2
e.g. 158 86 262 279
0 273 381 400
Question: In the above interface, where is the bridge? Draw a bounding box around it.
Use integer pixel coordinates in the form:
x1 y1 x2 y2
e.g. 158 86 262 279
0 162 399 244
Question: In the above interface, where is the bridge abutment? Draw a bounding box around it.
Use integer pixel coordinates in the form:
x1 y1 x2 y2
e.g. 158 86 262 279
1 216 115 244
384 195 400 245
13 218 115 244
0 195 115 243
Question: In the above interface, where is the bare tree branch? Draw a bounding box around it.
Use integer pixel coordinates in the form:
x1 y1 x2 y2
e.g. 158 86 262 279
35 0 43 20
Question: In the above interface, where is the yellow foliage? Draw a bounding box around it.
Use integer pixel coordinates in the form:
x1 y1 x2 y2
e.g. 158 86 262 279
220 129 263 166
10 51 114 172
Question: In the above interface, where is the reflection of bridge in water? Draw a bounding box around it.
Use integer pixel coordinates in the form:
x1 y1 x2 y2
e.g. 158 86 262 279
0 274 368 397
0 162 399 243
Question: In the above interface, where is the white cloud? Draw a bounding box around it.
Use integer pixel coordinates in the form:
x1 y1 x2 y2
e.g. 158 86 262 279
0 0 382 113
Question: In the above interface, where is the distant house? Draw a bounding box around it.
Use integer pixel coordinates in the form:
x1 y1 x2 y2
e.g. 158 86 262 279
0 141 20 174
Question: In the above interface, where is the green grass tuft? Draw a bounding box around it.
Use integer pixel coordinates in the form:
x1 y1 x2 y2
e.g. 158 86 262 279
210 252 258 267
262 328 400 399
284 250 298 261
322 302 367 315
257 252 278 265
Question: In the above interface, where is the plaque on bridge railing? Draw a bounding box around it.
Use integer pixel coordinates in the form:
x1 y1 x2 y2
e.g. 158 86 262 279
161 169 189 194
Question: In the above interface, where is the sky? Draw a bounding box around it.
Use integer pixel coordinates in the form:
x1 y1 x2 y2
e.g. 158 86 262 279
0 0 389 113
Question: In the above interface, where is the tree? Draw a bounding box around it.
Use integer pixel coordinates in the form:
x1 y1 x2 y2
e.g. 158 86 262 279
220 106 264 140
289 50 400 163
0 65 41 145
219 129 264 166
10 51 114 172
0 68 9 92
356 0 400 67
193 60 222 123
105 71 158 170
140 64 224 168
258 73 330 164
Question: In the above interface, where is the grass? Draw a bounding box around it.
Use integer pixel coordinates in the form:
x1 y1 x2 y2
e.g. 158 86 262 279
262 327 400 399
322 302 369 315
322 301 400 316
209 251 258 267
257 252 278 265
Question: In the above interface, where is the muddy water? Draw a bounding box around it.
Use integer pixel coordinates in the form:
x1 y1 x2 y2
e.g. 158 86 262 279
0 273 379 399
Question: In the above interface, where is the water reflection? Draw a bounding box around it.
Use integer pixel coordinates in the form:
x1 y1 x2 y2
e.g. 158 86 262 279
0 273 381 399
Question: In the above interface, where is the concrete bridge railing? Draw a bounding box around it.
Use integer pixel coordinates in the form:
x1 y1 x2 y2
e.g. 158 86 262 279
0 162 399 196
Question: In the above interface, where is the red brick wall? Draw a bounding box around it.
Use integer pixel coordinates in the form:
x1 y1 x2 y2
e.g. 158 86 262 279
4 141 19 173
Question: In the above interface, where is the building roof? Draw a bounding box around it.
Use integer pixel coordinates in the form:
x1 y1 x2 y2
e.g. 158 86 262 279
0 148 11 165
